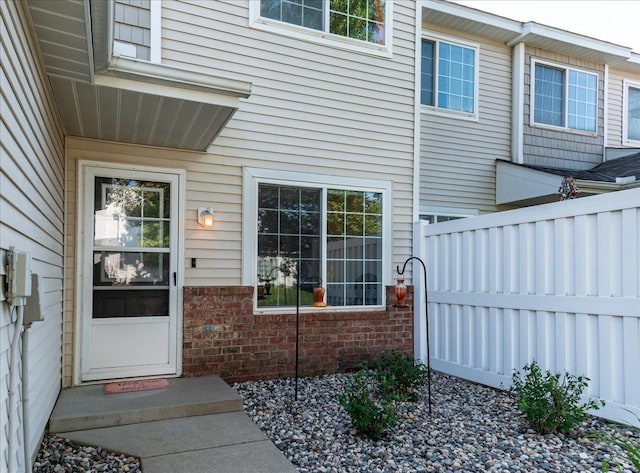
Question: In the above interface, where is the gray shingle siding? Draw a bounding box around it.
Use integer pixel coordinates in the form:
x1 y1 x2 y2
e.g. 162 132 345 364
114 0 151 61
523 46 604 169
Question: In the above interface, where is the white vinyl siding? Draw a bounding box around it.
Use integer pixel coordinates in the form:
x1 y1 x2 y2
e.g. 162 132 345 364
1 1 65 471
624 79 640 146
420 24 512 214
161 1 415 265
606 69 640 147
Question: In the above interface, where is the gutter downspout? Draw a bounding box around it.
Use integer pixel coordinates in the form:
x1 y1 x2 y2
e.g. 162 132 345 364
511 42 525 164
603 64 609 160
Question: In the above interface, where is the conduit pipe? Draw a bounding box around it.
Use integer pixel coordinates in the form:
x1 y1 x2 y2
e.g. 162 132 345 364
22 322 32 472
8 305 24 473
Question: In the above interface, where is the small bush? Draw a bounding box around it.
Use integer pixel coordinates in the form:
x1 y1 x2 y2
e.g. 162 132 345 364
338 370 396 440
510 360 604 434
372 350 429 402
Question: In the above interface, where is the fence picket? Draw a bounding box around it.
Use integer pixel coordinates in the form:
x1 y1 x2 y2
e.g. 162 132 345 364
420 189 640 426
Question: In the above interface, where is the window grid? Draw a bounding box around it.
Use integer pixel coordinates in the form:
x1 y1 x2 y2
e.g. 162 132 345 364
568 70 597 132
421 37 476 114
533 62 598 133
260 0 385 44
437 42 475 113
326 190 382 307
261 0 324 30
257 184 383 309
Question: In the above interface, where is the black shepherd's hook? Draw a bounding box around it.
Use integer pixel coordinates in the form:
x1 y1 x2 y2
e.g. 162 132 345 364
397 256 432 415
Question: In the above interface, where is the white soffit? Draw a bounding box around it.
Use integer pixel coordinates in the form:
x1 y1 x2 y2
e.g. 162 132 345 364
26 0 93 82
25 0 252 151
49 76 239 151
421 0 637 71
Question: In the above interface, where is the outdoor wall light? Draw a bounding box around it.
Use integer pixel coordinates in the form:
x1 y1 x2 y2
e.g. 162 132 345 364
197 207 214 228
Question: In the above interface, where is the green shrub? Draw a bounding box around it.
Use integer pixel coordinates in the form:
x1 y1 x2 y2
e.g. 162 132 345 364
510 360 604 434
338 370 396 440
372 350 429 402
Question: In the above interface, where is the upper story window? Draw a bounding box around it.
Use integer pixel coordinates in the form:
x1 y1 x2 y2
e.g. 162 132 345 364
251 0 391 55
421 37 478 117
244 168 391 311
624 80 640 145
532 61 598 133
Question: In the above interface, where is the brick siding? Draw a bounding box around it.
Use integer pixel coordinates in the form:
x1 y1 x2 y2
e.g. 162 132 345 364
182 286 413 383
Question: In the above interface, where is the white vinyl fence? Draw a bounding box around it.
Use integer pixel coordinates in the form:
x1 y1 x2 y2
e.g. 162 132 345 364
414 188 640 426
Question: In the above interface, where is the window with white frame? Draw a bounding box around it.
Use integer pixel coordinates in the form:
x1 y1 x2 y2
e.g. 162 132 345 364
532 61 598 133
421 37 477 115
256 0 389 47
247 170 389 310
419 210 475 224
624 80 640 145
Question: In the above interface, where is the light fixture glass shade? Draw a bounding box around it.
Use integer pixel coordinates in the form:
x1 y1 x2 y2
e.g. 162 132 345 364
197 207 214 227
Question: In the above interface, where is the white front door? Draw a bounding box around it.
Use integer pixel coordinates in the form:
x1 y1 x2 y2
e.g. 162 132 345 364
79 164 181 381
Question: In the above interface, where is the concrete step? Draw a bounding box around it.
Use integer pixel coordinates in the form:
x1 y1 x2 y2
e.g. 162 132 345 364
58 412 298 473
49 376 243 433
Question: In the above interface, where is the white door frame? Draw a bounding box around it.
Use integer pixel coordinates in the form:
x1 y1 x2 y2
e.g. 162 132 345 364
75 160 184 384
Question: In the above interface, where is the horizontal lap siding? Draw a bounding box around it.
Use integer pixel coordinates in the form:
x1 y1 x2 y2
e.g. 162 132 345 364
1 1 64 470
160 0 417 285
607 68 640 147
63 1 416 385
419 24 511 214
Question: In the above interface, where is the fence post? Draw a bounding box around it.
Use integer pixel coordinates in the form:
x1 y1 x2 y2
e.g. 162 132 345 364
414 220 429 363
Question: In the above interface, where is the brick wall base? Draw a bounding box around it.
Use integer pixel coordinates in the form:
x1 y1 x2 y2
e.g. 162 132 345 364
182 286 413 383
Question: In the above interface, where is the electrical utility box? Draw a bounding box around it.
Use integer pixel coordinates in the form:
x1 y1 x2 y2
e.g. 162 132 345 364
5 247 32 306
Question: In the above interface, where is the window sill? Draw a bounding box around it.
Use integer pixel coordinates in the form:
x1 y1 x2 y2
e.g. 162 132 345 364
250 18 392 58
254 305 388 315
421 105 478 122
623 139 640 147
529 122 598 138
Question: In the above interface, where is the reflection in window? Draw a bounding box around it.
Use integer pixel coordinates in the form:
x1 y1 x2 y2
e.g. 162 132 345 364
94 178 170 248
533 62 598 132
257 183 383 309
627 83 640 142
260 0 386 44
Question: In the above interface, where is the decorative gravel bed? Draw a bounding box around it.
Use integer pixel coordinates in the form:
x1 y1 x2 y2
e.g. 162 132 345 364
33 435 140 473
235 371 638 473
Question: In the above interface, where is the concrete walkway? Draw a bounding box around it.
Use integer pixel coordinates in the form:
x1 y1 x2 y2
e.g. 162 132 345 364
49 376 297 473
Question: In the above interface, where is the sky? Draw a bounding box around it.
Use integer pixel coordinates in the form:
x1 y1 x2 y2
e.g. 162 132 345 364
453 1 640 53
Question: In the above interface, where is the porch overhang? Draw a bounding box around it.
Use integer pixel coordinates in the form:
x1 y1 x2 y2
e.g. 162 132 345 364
26 0 251 152
496 160 639 206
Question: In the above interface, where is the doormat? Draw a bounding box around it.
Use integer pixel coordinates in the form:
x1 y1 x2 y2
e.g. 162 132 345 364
104 378 171 394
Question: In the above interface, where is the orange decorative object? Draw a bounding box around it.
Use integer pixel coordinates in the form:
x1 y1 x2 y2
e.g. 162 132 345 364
312 286 327 307
394 279 408 307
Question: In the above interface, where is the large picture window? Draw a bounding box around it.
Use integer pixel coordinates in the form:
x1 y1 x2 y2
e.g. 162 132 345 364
248 170 388 310
259 0 387 45
421 37 477 115
624 80 640 145
532 62 598 133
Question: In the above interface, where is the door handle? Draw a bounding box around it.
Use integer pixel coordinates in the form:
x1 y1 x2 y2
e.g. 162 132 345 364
173 272 177 286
